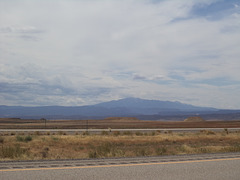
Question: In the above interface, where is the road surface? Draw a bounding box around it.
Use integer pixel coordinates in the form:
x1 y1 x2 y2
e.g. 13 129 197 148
1 153 240 180
1 128 240 134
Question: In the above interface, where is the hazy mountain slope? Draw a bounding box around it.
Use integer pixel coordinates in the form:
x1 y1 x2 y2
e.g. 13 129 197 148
95 97 216 112
0 98 220 119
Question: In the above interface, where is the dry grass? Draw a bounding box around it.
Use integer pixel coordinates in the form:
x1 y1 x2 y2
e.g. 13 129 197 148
1 130 240 161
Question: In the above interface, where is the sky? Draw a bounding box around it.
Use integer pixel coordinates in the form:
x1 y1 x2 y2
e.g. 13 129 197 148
0 0 240 109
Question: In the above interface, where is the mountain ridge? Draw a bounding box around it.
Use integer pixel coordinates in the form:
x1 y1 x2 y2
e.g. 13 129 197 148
95 97 215 110
0 98 238 120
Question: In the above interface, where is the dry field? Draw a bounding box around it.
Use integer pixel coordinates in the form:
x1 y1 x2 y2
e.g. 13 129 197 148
1 118 240 129
1 130 240 161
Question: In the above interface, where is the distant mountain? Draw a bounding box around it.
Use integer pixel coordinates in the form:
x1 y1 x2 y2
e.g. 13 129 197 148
95 97 216 113
0 98 239 120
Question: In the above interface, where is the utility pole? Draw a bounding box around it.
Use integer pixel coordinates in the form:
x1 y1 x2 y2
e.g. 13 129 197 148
41 118 47 129
86 119 88 132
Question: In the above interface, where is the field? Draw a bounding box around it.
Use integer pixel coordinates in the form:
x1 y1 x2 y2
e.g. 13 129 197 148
1 118 240 129
1 118 240 161
1 130 240 161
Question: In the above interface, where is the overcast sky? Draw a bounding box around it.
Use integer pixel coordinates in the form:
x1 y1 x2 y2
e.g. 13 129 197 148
0 0 240 109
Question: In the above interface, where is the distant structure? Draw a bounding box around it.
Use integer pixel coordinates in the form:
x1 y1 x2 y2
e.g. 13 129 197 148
184 116 205 122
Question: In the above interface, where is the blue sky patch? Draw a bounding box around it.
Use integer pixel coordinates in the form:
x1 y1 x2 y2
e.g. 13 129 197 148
191 0 240 20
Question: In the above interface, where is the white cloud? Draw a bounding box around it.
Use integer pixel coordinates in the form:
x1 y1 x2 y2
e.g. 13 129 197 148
0 0 240 108
0 26 43 34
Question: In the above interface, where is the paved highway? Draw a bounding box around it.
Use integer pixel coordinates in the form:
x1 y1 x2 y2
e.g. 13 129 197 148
1 128 240 134
1 153 240 180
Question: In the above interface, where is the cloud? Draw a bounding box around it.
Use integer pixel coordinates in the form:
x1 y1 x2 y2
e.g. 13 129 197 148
0 0 240 108
0 26 43 41
0 26 43 34
132 73 168 83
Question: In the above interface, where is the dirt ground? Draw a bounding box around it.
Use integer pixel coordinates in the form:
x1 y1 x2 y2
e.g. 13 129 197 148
0 118 240 129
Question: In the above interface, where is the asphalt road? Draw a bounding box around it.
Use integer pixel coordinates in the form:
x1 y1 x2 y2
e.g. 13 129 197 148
1 128 240 134
1 153 240 180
